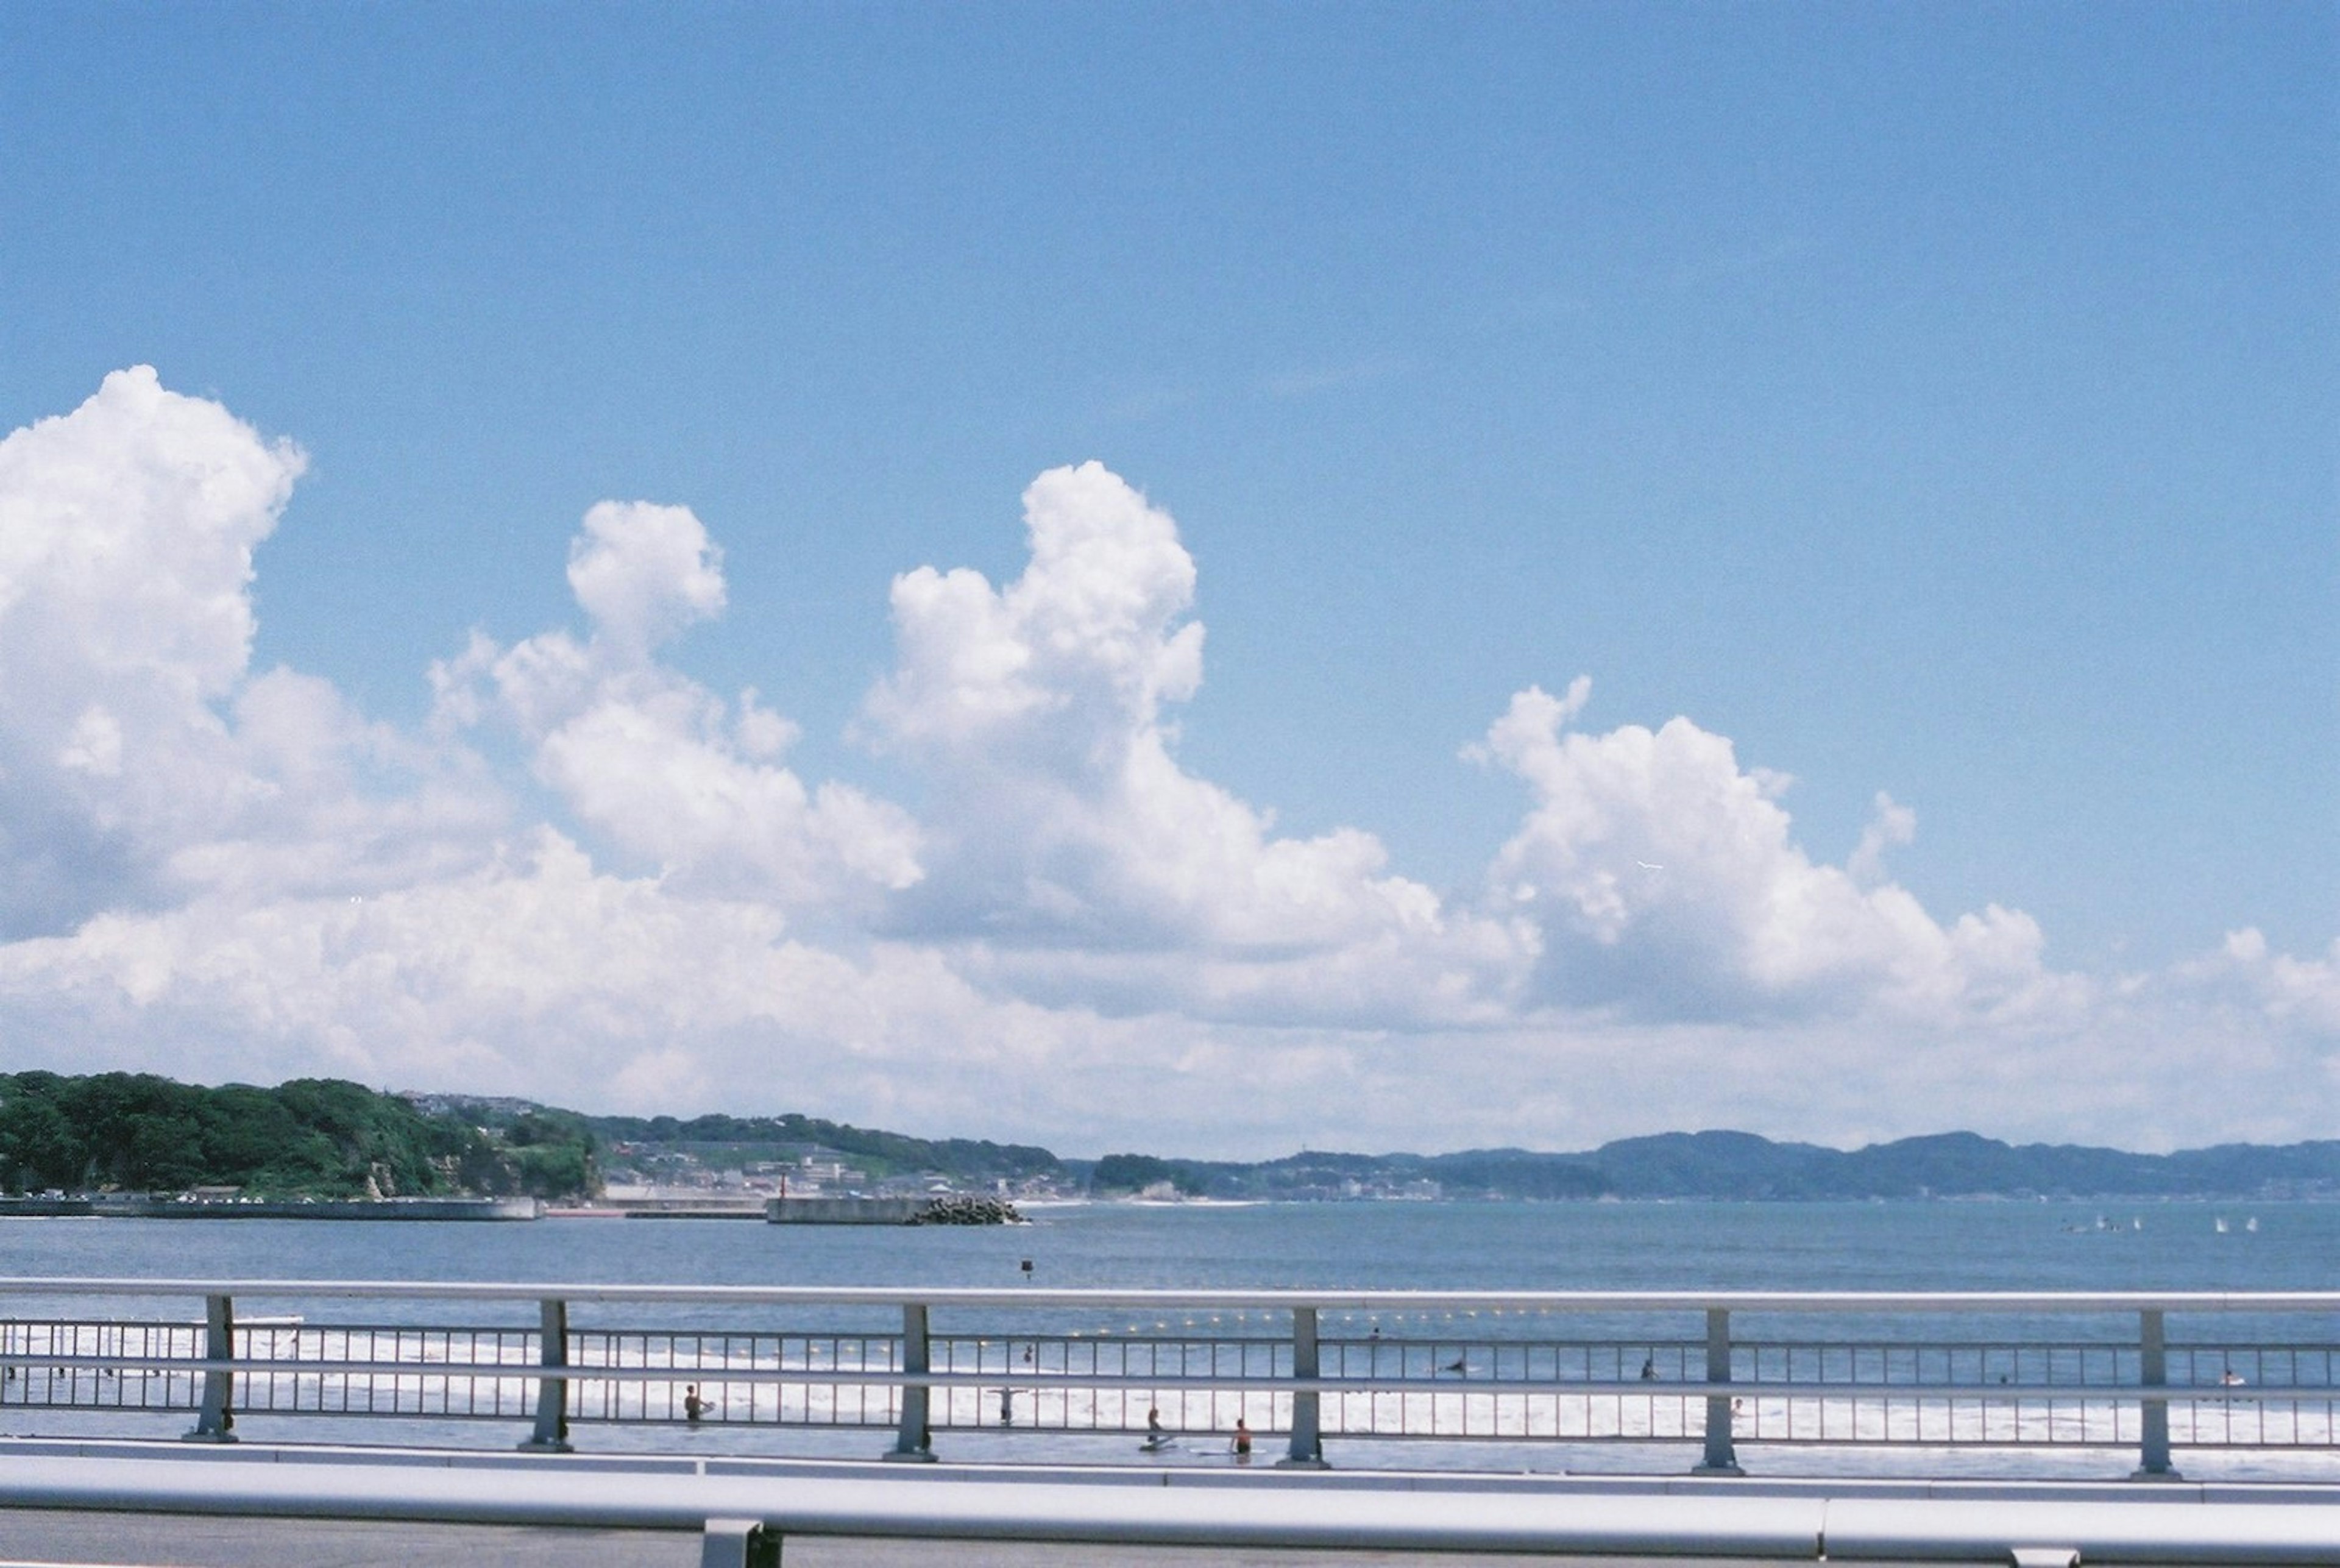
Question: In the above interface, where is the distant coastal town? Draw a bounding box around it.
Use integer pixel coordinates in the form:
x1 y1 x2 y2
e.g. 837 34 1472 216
4 1072 2339 1210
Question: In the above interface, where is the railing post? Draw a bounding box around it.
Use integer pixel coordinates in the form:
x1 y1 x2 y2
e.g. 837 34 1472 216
1694 1306 1743 1475
519 1297 572 1452
701 1517 780 1568
884 1302 936 1461
182 1293 236 1442
2132 1307 2179 1479
1277 1305 1328 1469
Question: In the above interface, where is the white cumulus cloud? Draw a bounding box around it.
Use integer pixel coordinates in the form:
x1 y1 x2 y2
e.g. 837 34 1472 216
1475 679 2074 1026
0 366 500 937
2163 929 2340 1039
1848 792 1917 888
567 500 728 656
0 826 1328 1148
862 461 1526 1023
435 500 920 910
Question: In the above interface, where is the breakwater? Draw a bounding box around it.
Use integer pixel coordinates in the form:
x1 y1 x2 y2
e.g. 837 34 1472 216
0 1193 1018 1224
766 1195 1023 1225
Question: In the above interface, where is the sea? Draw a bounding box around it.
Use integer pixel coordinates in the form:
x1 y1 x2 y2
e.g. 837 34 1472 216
11 1196 2339 1292
4 1199 2335 1479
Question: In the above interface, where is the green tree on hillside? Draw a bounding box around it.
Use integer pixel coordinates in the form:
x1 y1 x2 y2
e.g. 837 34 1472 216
1090 1153 1206 1196
0 1074 600 1200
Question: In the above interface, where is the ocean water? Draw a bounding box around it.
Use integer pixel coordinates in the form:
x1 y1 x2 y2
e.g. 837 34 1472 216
18 1207 2340 1291
8 1197 2336 1293
4 1200 2335 1479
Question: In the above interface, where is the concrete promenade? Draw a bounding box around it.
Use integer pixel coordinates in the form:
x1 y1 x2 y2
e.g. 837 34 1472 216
4 1439 2340 1567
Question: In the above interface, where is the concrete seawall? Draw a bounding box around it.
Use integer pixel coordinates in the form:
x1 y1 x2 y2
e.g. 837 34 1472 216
0 1196 541 1221
767 1197 928 1224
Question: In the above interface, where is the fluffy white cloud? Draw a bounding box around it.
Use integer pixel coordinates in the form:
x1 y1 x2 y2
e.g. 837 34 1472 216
0 367 500 938
0 829 926 1110
862 461 1526 1023
1475 679 2079 1026
1848 792 1917 889
0 367 294 698
0 827 1356 1149
566 501 728 657
2162 929 2340 1040
435 502 920 910
865 461 1206 764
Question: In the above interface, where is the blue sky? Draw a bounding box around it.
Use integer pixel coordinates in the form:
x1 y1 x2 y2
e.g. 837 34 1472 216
1 3 2332 1156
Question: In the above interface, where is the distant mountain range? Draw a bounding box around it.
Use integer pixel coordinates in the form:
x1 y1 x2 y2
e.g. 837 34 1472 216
1108 1130 2340 1202
553 1102 2340 1202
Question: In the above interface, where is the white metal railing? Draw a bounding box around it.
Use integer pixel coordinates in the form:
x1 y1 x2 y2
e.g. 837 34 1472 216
2 1280 2335 1477
9 1444 2340 1567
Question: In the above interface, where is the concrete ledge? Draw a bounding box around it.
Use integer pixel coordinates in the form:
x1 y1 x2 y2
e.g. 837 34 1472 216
765 1197 926 1224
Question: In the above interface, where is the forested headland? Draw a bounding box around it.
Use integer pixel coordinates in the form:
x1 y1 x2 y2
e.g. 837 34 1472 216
0 1073 595 1200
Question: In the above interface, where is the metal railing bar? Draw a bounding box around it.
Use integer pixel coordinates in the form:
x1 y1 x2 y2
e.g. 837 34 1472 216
5 1279 2339 1313
10 1447 2340 1559
5 1353 2329 1403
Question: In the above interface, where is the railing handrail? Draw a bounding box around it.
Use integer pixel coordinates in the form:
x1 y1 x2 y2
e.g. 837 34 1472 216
0 1352 2319 1402
4 1278 2339 1313
12 1444 2340 1565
